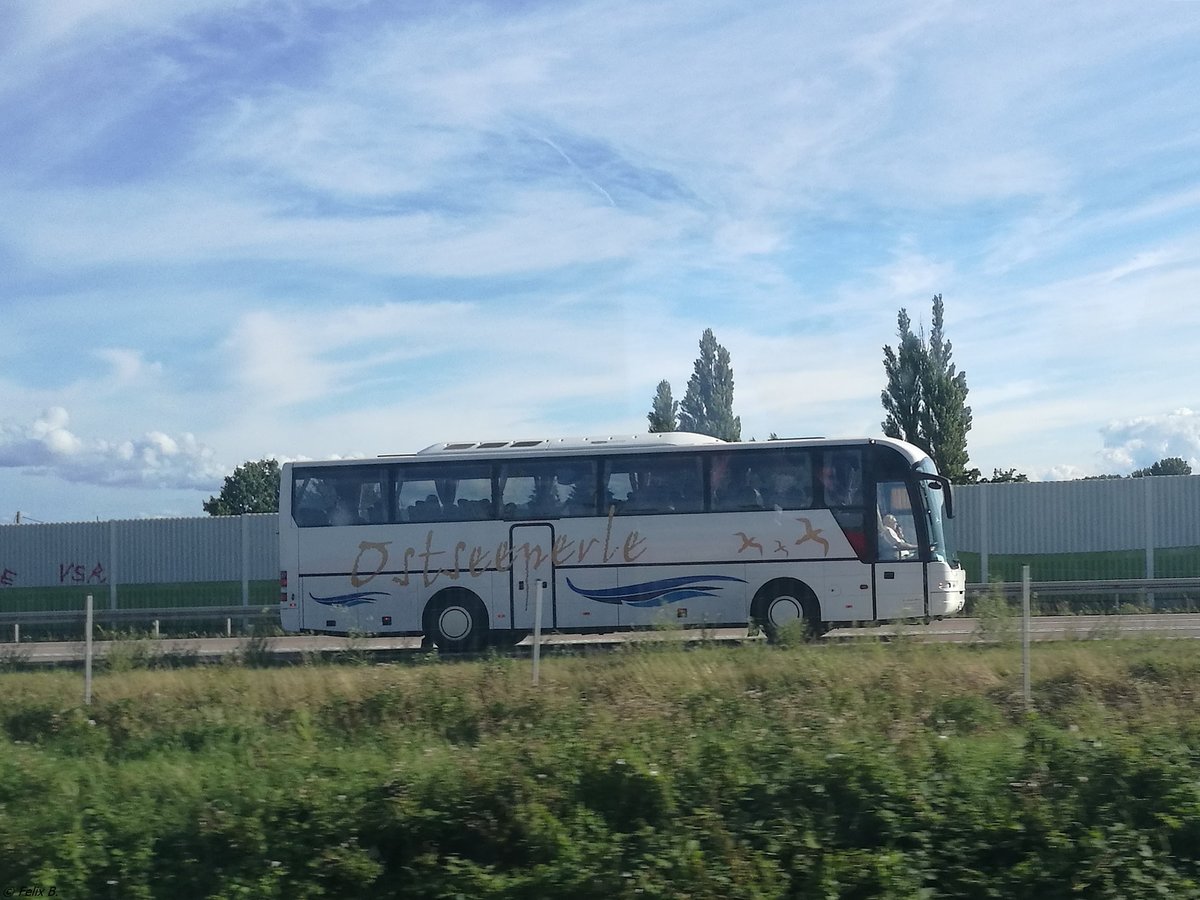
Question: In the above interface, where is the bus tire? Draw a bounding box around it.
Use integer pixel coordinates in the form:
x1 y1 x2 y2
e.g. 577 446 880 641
751 579 824 643
423 588 489 652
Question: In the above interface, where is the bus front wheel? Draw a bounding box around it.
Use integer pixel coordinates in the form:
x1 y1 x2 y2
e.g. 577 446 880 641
751 580 824 643
423 588 489 653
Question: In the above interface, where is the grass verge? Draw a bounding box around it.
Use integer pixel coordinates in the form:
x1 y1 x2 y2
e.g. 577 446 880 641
1 640 1198 897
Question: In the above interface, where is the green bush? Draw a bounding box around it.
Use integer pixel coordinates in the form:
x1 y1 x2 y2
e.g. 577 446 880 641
1 643 1199 897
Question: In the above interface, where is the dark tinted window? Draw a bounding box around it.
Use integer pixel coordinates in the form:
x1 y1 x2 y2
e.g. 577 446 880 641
499 458 598 519
292 467 386 527
603 454 703 515
395 463 493 523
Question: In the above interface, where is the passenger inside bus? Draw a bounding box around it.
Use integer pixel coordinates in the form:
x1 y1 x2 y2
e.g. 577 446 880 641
711 454 764 511
329 482 365 526
879 513 917 559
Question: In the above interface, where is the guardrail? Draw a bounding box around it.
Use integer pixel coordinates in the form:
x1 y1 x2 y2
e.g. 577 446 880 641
966 577 1200 597
0 605 278 641
3 577 1199 638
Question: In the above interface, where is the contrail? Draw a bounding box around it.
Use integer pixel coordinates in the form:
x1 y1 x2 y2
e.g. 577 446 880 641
539 135 616 206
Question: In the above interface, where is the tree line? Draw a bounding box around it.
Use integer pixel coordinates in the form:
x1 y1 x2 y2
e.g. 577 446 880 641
204 299 1190 514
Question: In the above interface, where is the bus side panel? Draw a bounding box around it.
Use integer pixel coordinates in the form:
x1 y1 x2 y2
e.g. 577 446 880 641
873 561 925 621
814 561 875 623
298 574 363 634
614 562 748 628
555 565 620 630
293 526 413 634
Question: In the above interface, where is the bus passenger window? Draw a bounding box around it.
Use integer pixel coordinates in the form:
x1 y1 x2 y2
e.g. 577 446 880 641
292 467 383 527
819 450 862 507
605 455 702 514
396 462 491 523
710 453 763 511
499 459 595 520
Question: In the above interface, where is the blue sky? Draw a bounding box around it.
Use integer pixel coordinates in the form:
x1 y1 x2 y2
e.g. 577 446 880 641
3 0 1200 522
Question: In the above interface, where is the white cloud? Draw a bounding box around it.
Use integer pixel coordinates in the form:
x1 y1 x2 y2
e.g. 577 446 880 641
0 408 224 489
1100 409 1200 473
873 249 954 299
94 347 163 389
0 407 83 465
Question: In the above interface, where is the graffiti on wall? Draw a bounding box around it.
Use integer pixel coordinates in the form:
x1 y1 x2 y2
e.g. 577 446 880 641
0 562 109 588
59 562 108 585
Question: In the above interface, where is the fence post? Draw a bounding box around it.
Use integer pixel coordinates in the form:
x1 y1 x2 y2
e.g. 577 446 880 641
532 580 544 686
109 519 118 611
1144 477 1156 610
979 485 990 584
1022 565 1031 709
84 594 94 706
241 514 251 608
13 623 19 644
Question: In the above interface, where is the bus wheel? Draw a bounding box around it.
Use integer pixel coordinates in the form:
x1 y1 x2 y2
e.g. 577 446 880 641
423 588 489 653
751 580 823 643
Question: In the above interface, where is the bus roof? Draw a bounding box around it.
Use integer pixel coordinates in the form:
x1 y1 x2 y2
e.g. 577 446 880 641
414 433 723 455
284 433 932 469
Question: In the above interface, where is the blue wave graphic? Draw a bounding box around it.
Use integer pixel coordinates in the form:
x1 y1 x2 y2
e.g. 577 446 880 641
309 591 388 608
566 575 745 608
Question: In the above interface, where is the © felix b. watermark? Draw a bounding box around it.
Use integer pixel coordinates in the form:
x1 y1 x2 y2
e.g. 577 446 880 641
3 888 59 897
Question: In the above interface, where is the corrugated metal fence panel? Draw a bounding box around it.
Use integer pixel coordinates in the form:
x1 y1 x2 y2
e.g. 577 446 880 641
954 475 1200 554
0 521 109 590
1152 475 1200 549
115 517 239 583
247 514 280 579
0 514 278 588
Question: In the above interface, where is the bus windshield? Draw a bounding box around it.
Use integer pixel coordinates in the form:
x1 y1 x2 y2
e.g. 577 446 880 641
916 458 955 565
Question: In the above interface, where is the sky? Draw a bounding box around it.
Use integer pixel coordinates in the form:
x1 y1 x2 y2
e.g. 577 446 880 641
3 0 1200 523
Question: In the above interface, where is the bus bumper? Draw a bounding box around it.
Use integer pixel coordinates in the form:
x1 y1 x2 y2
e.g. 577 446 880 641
929 569 967 616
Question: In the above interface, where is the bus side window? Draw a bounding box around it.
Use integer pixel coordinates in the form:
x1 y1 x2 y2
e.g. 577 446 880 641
710 453 763 511
758 450 814 511
819 450 862 507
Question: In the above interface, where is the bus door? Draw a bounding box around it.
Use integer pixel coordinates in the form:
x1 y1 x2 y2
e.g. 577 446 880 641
873 481 926 620
510 524 556 631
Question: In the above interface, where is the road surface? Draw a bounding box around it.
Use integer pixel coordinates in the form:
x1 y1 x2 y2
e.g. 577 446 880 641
5 614 1200 665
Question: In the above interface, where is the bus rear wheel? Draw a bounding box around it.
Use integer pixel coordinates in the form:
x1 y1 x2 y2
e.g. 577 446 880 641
423 588 489 653
751 580 824 643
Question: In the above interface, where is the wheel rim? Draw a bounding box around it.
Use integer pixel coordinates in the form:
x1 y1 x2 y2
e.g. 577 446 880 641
438 606 472 640
767 595 803 628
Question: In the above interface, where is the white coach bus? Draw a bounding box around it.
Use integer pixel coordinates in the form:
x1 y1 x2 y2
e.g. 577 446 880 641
278 433 965 649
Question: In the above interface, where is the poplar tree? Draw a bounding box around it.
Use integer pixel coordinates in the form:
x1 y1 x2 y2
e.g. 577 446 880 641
881 309 924 448
881 295 974 482
679 328 741 441
647 380 679 432
921 295 973 481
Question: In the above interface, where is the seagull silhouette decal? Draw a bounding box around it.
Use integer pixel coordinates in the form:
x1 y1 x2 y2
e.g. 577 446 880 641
734 531 764 555
795 518 830 556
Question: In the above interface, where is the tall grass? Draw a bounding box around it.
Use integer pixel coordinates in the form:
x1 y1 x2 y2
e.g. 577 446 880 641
2 641 1199 897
